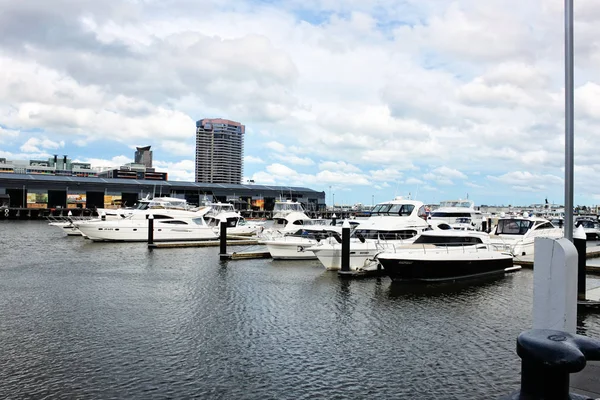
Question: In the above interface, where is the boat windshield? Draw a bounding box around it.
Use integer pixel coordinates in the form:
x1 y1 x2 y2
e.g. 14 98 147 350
274 201 304 213
576 220 597 228
496 219 534 235
371 204 414 216
289 229 340 240
413 234 483 246
354 229 418 240
438 200 473 208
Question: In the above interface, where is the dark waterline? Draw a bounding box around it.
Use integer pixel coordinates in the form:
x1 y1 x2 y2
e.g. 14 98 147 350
1 221 599 399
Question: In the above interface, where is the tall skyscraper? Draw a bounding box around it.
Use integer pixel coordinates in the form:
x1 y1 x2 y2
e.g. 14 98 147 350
195 118 245 184
134 146 153 168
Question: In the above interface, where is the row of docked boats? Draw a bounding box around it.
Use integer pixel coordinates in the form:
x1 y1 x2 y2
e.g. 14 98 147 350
48 195 576 284
47 196 265 241
258 197 573 283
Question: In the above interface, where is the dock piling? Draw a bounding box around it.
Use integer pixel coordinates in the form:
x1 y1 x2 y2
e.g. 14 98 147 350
147 214 154 245
219 221 228 260
575 226 587 301
340 219 350 272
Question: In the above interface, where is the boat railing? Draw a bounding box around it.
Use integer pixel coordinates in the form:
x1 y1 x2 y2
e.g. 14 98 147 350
384 241 514 254
47 215 95 224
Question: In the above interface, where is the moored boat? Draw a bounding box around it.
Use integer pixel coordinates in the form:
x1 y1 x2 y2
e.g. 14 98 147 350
376 230 516 283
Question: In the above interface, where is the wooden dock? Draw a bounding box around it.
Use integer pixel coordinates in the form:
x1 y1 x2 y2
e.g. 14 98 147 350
149 237 259 248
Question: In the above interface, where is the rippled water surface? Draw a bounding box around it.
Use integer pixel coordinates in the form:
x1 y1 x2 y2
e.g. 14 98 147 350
1 221 599 399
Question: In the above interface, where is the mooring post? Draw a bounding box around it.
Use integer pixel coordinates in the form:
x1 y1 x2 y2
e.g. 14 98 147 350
574 225 587 301
481 220 487 233
341 219 350 272
331 213 337 227
147 214 154 245
219 221 228 260
533 237 577 333
487 217 492 233
500 329 600 400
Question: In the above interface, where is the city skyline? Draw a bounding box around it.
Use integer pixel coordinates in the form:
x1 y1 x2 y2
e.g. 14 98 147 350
1 1 600 207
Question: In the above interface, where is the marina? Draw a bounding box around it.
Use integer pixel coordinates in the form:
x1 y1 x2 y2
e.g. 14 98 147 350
1 220 600 398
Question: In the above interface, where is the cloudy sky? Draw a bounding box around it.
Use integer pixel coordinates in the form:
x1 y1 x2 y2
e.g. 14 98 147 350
1 0 599 207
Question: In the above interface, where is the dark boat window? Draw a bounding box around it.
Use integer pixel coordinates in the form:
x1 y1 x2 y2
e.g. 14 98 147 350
152 215 174 220
496 219 533 235
160 220 188 225
354 229 418 240
413 235 483 245
430 212 472 218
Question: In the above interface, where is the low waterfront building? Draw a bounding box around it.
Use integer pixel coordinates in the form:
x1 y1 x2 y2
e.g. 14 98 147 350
0 173 325 212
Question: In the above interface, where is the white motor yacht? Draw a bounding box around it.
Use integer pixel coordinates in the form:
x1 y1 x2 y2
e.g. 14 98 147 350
376 230 516 282
489 214 563 256
428 199 483 230
74 207 216 242
307 197 431 271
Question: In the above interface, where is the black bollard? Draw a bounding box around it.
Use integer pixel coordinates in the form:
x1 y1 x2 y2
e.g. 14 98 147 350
331 213 337 227
501 329 600 400
487 217 492 233
574 227 587 301
341 220 350 272
147 214 154 245
482 220 487 233
219 221 228 260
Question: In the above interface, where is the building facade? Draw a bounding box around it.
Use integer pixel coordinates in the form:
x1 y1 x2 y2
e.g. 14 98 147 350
0 155 97 177
195 118 244 184
134 146 153 168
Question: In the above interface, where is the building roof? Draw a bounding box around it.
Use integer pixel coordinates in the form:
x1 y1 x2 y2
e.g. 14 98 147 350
0 173 322 194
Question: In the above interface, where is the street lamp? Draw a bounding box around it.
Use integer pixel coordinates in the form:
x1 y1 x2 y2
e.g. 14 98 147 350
329 185 332 209
333 193 335 210
372 194 374 208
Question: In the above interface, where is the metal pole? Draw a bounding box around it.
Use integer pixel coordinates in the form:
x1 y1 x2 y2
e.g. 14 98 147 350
564 0 574 241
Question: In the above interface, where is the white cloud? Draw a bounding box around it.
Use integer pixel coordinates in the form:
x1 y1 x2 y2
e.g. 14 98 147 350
319 161 361 173
273 154 315 166
19 137 65 153
244 155 265 164
265 141 286 153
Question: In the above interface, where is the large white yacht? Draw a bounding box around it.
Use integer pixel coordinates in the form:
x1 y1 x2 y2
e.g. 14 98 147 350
74 208 217 242
308 197 431 271
428 199 483 231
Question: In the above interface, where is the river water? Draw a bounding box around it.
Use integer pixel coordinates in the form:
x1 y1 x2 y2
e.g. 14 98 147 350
1 221 599 399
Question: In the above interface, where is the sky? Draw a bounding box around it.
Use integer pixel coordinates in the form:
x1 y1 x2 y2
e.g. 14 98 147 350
1 0 599 207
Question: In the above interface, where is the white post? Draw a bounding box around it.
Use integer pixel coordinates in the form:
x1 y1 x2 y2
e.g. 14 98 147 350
532 237 577 333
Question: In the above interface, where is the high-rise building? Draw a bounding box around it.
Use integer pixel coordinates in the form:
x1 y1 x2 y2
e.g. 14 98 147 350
134 146 153 168
195 118 245 184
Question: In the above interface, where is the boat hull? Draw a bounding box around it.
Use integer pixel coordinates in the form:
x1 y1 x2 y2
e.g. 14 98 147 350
264 241 317 260
76 224 218 242
378 252 514 283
